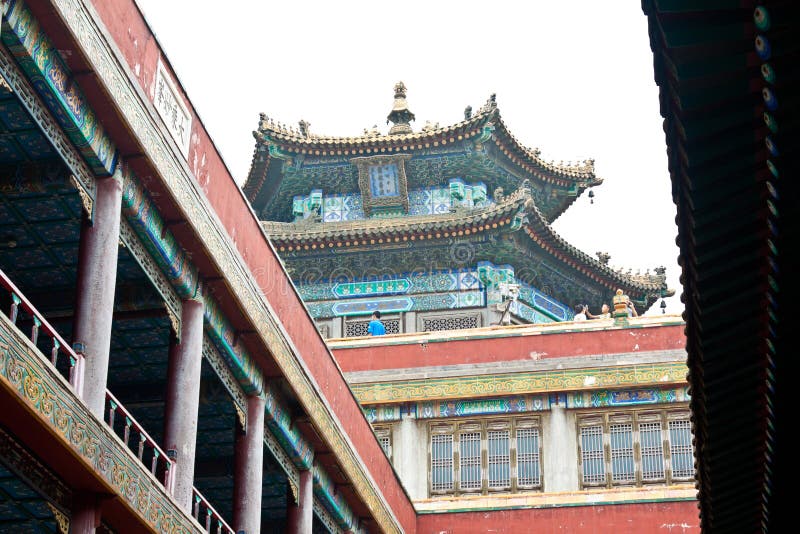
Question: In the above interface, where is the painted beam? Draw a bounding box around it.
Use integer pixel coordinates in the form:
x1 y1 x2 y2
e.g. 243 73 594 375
0 0 118 176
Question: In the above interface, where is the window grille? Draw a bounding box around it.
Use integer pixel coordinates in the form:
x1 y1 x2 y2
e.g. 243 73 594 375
459 432 482 491
487 430 511 489
516 427 540 487
431 434 454 492
610 423 635 483
421 314 479 333
373 425 392 461
315 322 330 339
580 425 606 485
578 408 694 488
669 420 694 479
429 417 541 496
345 317 400 337
639 422 665 481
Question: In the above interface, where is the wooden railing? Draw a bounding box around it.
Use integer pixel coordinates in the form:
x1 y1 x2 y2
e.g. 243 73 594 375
192 487 235 534
0 268 84 395
2 268 239 529
104 390 175 494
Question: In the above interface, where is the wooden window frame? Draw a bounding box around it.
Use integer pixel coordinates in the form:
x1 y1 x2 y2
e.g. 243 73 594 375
577 407 694 489
427 416 542 497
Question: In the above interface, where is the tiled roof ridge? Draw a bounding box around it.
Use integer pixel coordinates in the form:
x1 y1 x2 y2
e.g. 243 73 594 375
254 103 495 145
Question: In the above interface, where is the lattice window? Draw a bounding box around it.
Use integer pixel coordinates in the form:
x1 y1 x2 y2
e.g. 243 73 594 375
429 417 541 496
421 314 479 333
580 424 606 485
669 419 694 479
431 433 454 492
640 422 665 481
577 408 694 488
315 322 330 339
374 425 392 461
344 317 401 337
516 427 541 487
487 430 511 489
610 423 635 483
459 431 482 491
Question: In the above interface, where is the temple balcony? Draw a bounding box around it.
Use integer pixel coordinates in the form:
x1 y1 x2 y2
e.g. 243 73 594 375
0 269 220 533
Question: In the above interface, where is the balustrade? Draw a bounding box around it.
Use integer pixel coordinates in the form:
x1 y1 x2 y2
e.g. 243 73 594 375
104 390 176 494
193 487 235 534
2 268 237 528
1 269 84 394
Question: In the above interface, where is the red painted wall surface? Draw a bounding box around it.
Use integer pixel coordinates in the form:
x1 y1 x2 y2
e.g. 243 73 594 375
87 1 416 530
417 501 700 534
333 324 686 373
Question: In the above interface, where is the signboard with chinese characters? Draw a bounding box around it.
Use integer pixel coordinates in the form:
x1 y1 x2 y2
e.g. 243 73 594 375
352 154 411 216
368 164 400 197
153 61 191 158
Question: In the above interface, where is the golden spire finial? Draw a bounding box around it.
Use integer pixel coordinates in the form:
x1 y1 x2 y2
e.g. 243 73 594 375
387 81 415 135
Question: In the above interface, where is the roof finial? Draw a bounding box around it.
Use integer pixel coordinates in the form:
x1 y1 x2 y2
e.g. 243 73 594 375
464 105 473 120
387 81 415 135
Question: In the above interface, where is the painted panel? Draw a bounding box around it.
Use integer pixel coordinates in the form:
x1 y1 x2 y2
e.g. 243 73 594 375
351 362 689 403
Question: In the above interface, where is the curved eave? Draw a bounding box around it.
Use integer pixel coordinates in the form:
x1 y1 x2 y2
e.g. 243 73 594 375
518 199 672 309
262 190 671 309
263 189 528 250
242 133 271 203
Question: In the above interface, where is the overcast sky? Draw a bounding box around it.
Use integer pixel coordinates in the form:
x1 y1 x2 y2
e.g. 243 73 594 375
134 0 683 316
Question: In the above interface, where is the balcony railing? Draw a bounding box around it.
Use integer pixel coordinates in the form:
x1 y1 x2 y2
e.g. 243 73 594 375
104 390 176 494
1 268 85 394
1 268 235 531
193 487 235 534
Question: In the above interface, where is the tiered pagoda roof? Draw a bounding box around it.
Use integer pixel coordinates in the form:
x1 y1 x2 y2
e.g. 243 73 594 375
244 90 602 223
244 84 672 313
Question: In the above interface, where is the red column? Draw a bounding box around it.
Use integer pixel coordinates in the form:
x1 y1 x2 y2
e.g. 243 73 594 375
72 176 122 417
285 469 313 533
69 492 99 533
233 394 265 533
162 298 204 510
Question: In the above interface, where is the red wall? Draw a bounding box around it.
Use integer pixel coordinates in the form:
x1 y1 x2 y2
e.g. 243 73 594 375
417 501 699 534
87 1 416 530
333 324 686 373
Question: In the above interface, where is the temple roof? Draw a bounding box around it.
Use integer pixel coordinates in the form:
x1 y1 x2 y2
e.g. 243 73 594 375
243 87 602 223
261 183 673 309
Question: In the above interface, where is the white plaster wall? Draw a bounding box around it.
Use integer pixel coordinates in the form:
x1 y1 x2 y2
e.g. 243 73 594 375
543 404 579 492
392 415 428 500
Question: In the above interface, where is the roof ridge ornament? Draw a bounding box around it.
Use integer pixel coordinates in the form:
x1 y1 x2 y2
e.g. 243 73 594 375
387 81 415 135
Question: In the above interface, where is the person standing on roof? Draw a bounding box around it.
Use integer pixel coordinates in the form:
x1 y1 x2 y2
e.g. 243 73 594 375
367 310 386 336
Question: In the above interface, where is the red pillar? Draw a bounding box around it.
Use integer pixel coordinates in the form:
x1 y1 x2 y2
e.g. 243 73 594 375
162 298 204 510
69 492 99 533
233 394 265 533
285 469 313 533
72 176 122 417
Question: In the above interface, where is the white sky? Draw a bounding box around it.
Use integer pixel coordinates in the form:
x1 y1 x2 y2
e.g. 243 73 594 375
134 0 683 316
